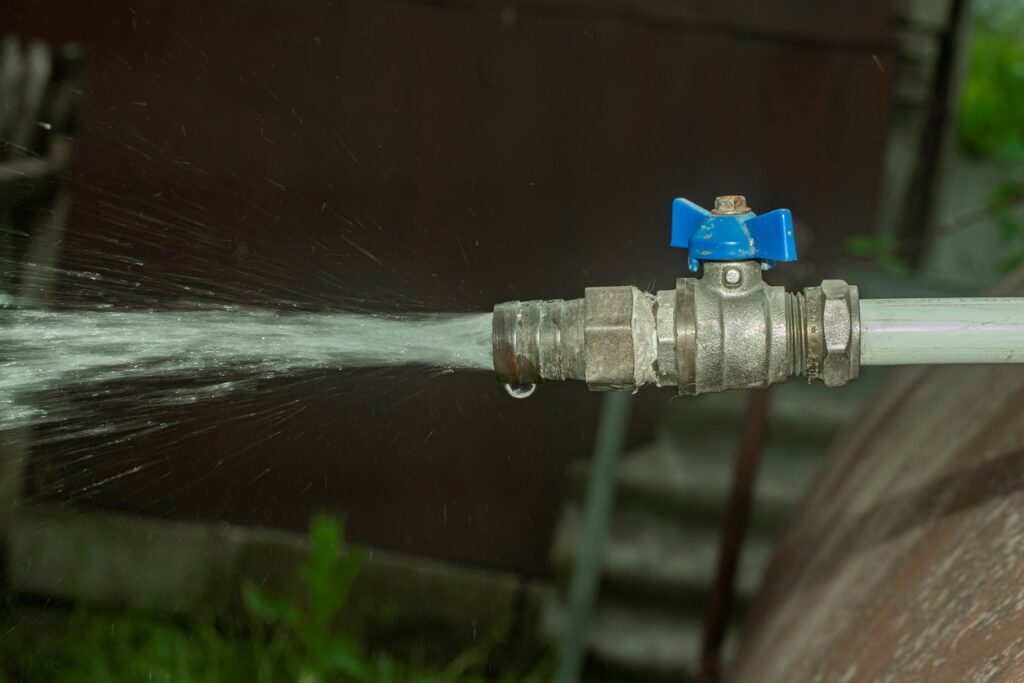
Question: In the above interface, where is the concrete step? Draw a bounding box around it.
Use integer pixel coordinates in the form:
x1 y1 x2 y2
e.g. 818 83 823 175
568 438 816 535
544 378 881 680
551 503 773 605
539 590 704 681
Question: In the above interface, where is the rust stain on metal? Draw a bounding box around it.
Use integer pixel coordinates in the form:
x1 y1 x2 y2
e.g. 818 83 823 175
712 195 751 216
730 272 1024 683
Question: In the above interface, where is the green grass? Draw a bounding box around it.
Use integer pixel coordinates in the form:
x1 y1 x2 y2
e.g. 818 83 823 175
0 516 543 683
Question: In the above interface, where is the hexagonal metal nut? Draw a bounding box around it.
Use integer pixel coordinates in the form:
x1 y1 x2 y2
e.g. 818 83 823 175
584 286 640 391
820 280 861 387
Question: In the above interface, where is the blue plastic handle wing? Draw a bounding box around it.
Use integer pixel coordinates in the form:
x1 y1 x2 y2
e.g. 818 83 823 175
669 197 797 271
670 198 709 251
745 209 796 263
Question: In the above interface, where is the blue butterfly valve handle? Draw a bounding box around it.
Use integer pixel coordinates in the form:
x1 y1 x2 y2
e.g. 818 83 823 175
492 195 860 396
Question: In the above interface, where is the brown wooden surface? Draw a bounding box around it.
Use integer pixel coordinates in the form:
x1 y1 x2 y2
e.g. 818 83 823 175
5 0 894 573
731 268 1024 682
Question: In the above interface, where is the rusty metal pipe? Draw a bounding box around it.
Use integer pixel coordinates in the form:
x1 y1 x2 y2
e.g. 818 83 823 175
698 387 773 683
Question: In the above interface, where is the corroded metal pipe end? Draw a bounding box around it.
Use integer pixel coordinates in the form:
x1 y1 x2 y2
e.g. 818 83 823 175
492 298 586 387
493 300 538 386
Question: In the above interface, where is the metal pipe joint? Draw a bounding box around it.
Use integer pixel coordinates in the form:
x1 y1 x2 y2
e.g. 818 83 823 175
492 263 860 396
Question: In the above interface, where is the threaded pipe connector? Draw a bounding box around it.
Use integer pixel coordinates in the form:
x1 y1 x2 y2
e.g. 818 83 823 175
786 282 860 386
786 291 810 378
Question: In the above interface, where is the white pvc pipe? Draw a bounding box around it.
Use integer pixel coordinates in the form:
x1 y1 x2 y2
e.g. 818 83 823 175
860 298 1024 365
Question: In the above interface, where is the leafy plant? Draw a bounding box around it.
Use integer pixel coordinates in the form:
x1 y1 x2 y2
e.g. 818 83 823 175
243 514 369 682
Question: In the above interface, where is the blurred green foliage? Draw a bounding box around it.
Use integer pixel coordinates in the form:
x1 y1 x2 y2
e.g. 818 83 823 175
0 516 541 683
990 179 1024 272
958 29 1024 157
957 2 1024 272
844 234 909 275
849 4 1024 274
242 515 369 682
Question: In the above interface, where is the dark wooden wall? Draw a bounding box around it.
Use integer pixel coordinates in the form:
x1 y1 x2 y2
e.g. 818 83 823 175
4 0 894 574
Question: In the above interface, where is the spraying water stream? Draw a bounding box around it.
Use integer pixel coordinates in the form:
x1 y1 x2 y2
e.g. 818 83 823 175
0 306 493 432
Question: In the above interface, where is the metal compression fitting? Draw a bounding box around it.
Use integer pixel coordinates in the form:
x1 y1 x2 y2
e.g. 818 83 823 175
492 195 1024 397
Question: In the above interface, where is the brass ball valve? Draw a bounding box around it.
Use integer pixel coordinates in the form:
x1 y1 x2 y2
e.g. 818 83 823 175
492 195 859 397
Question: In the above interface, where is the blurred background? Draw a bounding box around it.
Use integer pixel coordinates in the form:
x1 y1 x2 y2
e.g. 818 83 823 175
2 0 1024 681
